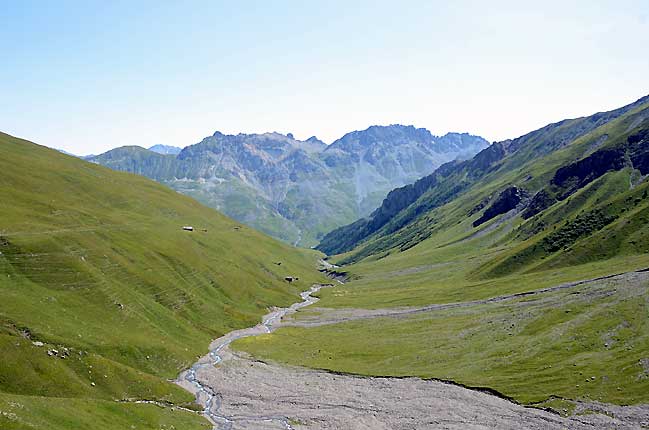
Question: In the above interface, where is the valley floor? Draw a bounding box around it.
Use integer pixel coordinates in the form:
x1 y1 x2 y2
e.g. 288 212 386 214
180 270 649 429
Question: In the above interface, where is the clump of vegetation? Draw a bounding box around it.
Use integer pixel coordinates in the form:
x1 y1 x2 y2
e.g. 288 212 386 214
542 209 617 253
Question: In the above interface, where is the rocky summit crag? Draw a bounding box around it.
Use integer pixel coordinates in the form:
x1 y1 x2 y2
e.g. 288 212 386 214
90 125 488 246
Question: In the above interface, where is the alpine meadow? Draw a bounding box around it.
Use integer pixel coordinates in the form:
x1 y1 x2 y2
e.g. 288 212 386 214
2 2 649 429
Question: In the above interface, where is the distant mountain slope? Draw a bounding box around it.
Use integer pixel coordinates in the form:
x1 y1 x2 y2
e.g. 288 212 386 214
89 126 488 246
319 95 649 265
149 144 182 155
0 131 324 429
90 145 177 180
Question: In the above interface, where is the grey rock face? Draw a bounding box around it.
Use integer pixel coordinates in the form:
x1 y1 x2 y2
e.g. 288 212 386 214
473 186 528 227
148 144 182 155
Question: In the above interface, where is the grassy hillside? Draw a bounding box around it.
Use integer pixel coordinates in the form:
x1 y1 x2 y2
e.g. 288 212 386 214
234 96 649 414
0 132 325 429
318 95 649 259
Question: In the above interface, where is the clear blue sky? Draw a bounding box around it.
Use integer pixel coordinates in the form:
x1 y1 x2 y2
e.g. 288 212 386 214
1 0 648 154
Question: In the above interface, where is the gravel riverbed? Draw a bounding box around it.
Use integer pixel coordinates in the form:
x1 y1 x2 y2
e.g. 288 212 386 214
176 272 649 429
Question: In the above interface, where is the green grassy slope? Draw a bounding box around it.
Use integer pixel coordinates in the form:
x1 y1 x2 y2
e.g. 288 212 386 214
234 96 649 412
318 95 649 259
0 132 325 429
169 176 305 245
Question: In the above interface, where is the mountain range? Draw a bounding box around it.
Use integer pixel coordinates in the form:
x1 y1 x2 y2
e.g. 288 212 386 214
88 126 488 246
318 95 649 266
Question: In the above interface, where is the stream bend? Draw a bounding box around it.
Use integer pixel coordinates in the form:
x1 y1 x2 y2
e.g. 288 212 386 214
176 283 330 429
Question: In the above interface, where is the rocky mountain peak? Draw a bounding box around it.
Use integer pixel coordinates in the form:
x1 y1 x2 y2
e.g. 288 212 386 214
306 136 325 145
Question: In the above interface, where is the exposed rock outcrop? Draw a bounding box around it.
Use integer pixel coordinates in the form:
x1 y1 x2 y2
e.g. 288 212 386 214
317 96 649 261
523 128 649 220
317 140 505 255
552 147 627 198
148 144 181 155
473 186 528 227
522 189 556 219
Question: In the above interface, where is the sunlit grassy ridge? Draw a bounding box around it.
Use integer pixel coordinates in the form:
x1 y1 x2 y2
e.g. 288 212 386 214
0 132 325 429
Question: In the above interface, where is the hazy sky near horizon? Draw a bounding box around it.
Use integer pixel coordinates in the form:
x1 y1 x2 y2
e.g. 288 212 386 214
1 1 648 155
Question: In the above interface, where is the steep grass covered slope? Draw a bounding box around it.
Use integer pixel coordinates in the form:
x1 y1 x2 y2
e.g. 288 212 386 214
235 96 649 413
318 95 649 260
0 132 325 429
